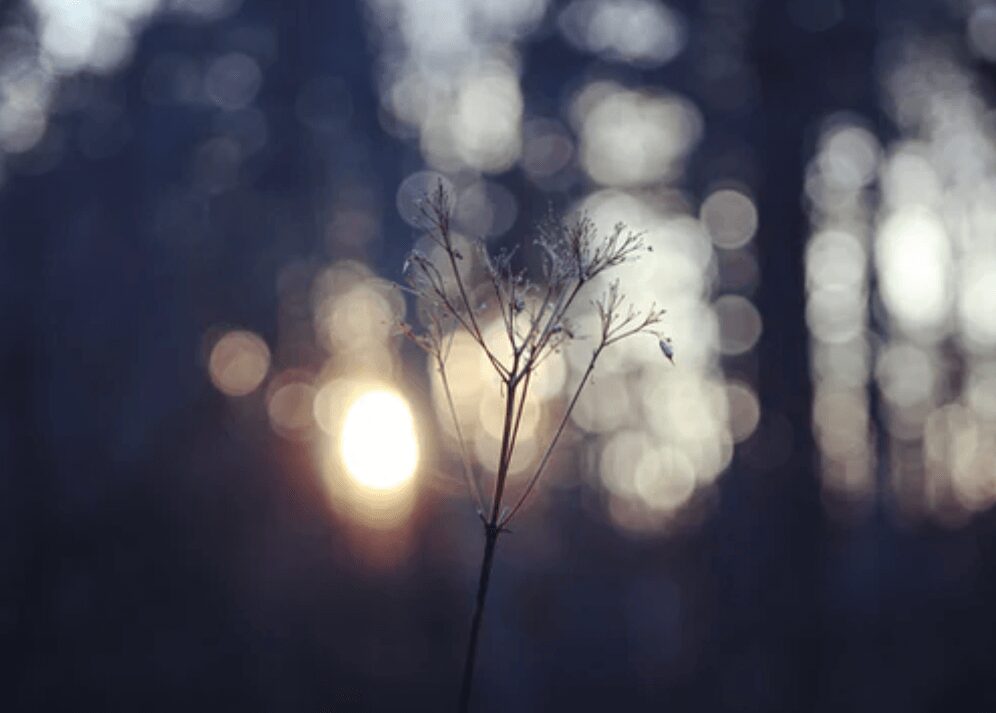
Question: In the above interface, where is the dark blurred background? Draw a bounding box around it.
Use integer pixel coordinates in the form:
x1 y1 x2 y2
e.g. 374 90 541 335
3 0 996 710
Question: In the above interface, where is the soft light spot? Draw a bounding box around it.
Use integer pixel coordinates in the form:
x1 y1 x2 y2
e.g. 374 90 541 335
805 229 865 291
341 390 419 490
558 0 686 67
208 329 270 396
813 387 869 458
876 342 936 409
267 379 316 438
875 206 952 337
454 180 519 237
204 52 262 110
713 295 762 355
700 189 758 249
959 264 996 349
575 84 701 187
818 124 880 189
451 63 523 172
806 285 866 345
726 381 760 443
637 445 696 510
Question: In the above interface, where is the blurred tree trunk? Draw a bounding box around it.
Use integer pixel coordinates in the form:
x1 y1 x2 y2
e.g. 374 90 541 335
709 1 881 707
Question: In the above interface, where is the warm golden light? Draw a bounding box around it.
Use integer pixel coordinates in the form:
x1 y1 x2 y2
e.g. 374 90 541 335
340 390 418 490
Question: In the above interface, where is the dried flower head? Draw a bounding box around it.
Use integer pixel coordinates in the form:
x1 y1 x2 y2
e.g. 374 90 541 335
396 181 671 528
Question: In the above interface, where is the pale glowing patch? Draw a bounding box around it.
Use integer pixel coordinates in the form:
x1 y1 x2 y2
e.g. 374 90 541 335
313 379 353 435
478 390 540 440
311 261 405 357
575 84 701 187
451 63 523 172
324 285 395 349
558 186 730 530
208 329 270 396
876 342 936 408
474 429 537 476
455 180 519 237
558 0 686 67
341 390 419 490
267 380 316 437
813 387 869 458
803 117 876 510
875 206 952 336
726 381 760 443
818 124 880 190
806 285 866 345
572 374 631 433
600 430 650 497
967 362 996 421
959 264 996 349
879 146 941 208
700 189 758 249
811 337 870 388
637 445 696 510
713 295 762 355
805 229 866 291
30 0 160 73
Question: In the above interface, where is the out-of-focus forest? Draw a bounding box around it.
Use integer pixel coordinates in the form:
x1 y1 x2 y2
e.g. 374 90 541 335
3 0 996 710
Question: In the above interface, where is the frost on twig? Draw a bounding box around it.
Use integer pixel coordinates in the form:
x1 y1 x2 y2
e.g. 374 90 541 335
395 181 672 529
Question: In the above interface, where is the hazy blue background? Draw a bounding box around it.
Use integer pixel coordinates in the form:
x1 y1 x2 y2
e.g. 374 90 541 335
3 0 996 711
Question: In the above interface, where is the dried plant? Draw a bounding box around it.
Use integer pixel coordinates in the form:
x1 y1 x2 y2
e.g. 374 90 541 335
396 183 672 711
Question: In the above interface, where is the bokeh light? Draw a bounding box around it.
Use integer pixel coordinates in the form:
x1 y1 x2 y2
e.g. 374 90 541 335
557 0 687 67
700 188 758 249
573 82 702 187
875 206 952 338
713 295 763 355
208 329 270 396
802 42 996 522
341 389 419 490
266 372 316 440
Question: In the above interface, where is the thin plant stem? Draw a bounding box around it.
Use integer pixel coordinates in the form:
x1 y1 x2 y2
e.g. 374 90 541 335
436 355 486 512
438 211 508 379
459 353 519 710
489 385 516 526
489 369 519 523
505 368 533 473
458 524 500 713
501 346 603 528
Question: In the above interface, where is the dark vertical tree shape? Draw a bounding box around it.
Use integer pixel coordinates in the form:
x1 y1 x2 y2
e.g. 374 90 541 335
730 2 827 708
707 1 882 708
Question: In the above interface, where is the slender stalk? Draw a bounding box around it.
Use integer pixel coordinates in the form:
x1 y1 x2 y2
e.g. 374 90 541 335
505 369 533 466
459 350 520 711
458 525 500 713
440 215 507 379
437 355 486 512
490 359 520 524
501 346 603 527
